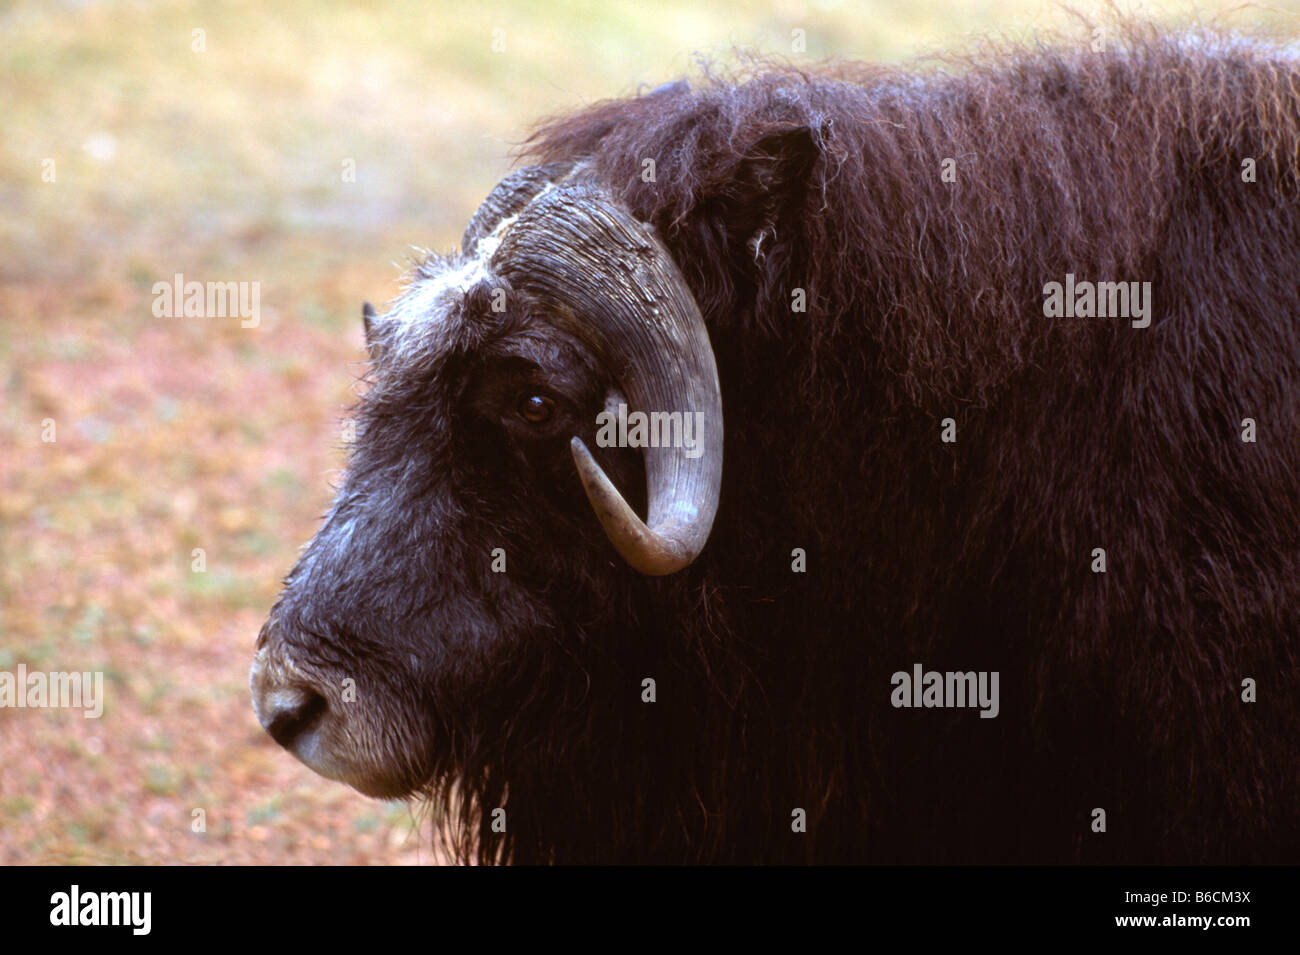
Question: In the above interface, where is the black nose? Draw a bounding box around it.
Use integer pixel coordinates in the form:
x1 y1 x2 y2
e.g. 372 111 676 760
262 685 329 748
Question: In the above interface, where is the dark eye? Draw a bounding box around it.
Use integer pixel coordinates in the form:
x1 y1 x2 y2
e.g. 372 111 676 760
518 394 557 424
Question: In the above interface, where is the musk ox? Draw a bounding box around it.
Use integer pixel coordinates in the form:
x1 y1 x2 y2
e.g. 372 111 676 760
252 23 1300 864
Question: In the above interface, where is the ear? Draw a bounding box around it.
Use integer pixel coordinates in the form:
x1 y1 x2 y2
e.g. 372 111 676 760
713 125 822 262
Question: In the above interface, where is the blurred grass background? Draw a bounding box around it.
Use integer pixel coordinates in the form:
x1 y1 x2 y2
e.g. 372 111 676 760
1 0 1295 863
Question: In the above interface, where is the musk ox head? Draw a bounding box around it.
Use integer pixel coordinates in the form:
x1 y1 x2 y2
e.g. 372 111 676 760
250 162 723 800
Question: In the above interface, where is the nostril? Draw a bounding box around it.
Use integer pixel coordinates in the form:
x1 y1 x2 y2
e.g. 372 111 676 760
262 686 329 748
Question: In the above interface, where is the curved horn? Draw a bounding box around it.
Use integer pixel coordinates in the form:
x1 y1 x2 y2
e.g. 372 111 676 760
461 162 574 256
493 182 723 575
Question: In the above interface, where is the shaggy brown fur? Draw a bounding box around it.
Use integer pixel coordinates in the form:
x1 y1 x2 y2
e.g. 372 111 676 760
488 21 1300 862
261 21 1300 865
